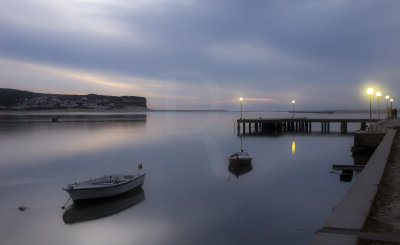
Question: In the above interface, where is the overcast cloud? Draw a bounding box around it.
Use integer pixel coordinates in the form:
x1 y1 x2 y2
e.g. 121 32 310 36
0 0 399 110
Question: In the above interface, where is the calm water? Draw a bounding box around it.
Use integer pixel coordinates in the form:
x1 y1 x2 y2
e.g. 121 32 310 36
0 112 368 245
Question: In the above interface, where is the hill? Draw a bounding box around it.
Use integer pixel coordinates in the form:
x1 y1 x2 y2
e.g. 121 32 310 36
0 88 147 111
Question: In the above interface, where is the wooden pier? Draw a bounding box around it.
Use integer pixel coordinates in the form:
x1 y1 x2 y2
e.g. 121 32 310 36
237 118 379 134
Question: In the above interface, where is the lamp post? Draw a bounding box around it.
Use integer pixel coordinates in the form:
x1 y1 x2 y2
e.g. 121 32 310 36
367 88 374 123
291 100 295 118
239 97 243 119
390 98 394 118
386 95 390 118
376 91 382 120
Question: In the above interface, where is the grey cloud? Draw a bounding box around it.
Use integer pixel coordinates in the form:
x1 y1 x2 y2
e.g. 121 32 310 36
0 0 400 109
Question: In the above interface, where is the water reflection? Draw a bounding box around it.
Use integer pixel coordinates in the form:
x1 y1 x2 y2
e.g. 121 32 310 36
0 114 147 169
63 187 145 224
228 162 253 178
292 134 296 155
0 113 147 123
0 112 358 245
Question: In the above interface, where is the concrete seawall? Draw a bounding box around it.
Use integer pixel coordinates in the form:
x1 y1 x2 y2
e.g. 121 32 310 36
311 129 397 245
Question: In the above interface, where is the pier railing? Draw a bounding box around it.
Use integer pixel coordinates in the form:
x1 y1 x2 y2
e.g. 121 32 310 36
237 118 379 135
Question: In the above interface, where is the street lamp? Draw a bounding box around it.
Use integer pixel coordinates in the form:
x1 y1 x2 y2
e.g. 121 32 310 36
390 98 394 118
366 88 374 123
291 100 296 118
376 91 382 120
239 97 244 119
386 95 390 118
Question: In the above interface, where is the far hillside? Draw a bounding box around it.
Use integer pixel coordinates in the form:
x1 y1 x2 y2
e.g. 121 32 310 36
0 88 147 111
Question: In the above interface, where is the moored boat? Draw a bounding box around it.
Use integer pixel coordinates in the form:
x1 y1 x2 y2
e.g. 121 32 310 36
63 173 145 202
229 150 253 165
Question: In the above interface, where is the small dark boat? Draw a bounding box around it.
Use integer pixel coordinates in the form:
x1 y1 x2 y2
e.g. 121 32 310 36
228 150 253 165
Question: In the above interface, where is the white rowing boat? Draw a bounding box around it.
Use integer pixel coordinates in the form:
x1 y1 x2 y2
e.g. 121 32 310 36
63 173 145 202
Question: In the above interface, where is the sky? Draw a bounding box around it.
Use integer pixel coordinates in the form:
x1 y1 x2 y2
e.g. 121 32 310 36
0 0 399 110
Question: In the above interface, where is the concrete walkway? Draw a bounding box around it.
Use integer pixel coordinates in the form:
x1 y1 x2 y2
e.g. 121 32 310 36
360 125 400 244
312 119 400 245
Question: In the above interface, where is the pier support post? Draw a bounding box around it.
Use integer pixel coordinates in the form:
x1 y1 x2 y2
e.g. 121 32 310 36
360 122 366 131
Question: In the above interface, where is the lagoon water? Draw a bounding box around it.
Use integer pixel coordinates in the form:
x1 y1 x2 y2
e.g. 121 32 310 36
0 111 369 245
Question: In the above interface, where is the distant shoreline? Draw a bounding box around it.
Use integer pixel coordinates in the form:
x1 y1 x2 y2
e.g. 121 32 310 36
149 109 227 112
0 108 148 115
278 110 370 114
0 109 374 115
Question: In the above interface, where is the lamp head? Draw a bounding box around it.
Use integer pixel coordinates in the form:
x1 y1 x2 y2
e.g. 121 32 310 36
390 98 394 102
291 100 295 104
376 91 382 97
386 95 390 100
367 88 374 95
239 97 243 101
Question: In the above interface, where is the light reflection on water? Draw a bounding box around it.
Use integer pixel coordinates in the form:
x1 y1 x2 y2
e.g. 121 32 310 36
0 112 361 245
0 122 146 168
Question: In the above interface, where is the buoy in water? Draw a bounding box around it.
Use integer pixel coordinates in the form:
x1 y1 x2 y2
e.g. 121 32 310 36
18 206 27 211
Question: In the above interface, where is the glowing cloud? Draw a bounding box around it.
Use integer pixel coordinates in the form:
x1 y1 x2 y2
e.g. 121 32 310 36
25 62 133 89
243 98 272 101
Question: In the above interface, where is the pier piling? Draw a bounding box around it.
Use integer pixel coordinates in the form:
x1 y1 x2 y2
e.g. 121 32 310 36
237 118 377 135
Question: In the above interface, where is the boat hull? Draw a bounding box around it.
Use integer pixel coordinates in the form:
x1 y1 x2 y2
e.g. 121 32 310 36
228 158 252 165
64 174 145 202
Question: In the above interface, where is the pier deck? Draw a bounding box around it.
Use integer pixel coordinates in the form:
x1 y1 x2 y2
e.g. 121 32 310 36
237 118 379 134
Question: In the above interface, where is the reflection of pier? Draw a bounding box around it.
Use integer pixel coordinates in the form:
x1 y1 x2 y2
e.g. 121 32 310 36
237 118 379 135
